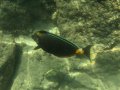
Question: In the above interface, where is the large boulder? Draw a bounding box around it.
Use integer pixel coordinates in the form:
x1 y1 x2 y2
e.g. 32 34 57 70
0 0 56 35
53 0 120 47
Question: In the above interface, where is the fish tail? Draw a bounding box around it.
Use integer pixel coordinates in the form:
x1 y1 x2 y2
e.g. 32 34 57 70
83 45 92 60
75 45 92 61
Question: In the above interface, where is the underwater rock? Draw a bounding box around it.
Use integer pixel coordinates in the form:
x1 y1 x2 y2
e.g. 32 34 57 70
90 44 120 90
10 34 120 90
54 0 120 46
10 42 120 90
0 31 119 90
11 47 70 90
0 0 56 35
48 27 60 36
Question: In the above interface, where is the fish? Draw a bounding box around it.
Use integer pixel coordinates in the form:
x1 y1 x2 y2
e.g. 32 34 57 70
32 30 92 59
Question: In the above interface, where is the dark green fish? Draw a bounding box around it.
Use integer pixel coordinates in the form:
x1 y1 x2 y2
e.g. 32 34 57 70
32 30 91 59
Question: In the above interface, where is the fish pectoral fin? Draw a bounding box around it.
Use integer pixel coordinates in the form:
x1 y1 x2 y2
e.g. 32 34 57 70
34 46 40 50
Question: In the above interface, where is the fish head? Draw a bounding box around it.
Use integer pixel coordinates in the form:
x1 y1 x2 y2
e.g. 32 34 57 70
32 31 40 44
32 30 48 44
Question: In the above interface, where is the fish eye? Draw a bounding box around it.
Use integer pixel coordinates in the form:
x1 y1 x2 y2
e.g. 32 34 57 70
36 32 41 36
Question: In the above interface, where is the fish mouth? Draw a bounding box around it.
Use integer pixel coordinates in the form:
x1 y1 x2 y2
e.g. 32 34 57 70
32 33 40 44
32 34 38 41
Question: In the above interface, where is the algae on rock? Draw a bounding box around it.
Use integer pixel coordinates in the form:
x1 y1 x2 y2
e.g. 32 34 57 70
54 0 120 47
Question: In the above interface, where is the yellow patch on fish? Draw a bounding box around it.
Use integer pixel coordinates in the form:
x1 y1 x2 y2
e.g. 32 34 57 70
75 49 84 55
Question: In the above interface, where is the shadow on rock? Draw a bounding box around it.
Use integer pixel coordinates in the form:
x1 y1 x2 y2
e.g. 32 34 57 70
10 44 23 89
45 70 95 90
95 50 120 75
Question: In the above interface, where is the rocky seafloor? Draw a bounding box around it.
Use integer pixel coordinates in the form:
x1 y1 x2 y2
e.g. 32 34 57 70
0 28 120 90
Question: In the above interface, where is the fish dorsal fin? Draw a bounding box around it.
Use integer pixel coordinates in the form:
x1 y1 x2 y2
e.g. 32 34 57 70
36 30 48 36
38 30 48 34
39 30 78 48
49 33 79 49
36 30 79 49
